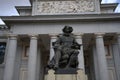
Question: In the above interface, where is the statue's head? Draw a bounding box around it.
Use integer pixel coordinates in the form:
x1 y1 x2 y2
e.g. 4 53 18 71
62 26 73 33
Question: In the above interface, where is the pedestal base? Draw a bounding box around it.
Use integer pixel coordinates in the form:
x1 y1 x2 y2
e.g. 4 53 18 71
45 69 88 80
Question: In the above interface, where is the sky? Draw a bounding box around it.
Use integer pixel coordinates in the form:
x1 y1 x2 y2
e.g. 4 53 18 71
0 0 120 24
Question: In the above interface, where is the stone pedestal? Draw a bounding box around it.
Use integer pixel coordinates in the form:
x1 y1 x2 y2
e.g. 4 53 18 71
45 70 55 80
77 69 88 80
56 74 76 80
45 69 88 80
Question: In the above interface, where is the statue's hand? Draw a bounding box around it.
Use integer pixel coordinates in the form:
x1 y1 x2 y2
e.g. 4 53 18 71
71 43 81 49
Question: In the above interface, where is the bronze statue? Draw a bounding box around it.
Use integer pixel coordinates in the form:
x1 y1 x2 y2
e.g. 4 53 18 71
48 26 81 69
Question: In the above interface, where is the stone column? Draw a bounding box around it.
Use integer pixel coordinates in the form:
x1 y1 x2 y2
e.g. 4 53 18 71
93 46 100 80
95 33 109 80
117 33 120 53
49 34 57 60
28 35 38 80
75 34 85 70
3 35 17 80
113 33 120 80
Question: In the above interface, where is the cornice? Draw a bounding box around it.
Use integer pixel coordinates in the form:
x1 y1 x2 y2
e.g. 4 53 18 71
100 3 118 11
15 6 32 10
15 6 32 15
1 13 120 21
101 3 118 8
1 13 120 27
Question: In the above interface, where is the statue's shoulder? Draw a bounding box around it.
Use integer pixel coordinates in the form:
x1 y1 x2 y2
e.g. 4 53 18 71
70 33 76 38
57 34 63 38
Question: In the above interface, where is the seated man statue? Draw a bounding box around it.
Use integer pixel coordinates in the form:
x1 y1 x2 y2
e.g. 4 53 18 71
48 26 81 69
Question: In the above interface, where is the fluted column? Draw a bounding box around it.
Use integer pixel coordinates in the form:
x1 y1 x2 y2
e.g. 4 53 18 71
28 35 38 80
95 33 109 80
3 35 17 80
114 33 120 80
49 34 57 60
93 46 100 80
75 33 85 70
117 33 120 52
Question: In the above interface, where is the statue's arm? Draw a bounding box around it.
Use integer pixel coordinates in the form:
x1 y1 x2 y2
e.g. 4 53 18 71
72 36 81 49
52 35 62 49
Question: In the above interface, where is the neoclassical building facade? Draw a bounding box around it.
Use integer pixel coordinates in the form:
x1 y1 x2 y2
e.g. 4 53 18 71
0 0 120 80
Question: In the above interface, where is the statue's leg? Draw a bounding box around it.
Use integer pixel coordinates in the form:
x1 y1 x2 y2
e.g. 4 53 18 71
66 50 79 68
65 50 74 68
54 50 61 69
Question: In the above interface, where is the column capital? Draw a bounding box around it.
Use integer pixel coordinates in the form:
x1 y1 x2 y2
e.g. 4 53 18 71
49 33 58 39
28 34 38 39
117 33 120 37
74 33 84 39
7 34 18 40
94 33 105 38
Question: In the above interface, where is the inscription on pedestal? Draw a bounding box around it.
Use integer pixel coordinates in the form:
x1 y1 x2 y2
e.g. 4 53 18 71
36 0 95 14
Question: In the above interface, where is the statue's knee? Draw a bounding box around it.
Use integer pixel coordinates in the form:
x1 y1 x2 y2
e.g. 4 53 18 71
74 50 79 54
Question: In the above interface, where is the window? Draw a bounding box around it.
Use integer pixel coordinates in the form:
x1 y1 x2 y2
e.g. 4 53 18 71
105 45 110 56
24 46 29 57
0 42 6 64
104 44 112 58
22 45 29 59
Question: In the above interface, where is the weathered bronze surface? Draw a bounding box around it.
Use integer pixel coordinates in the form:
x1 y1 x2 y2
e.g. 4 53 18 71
48 26 81 70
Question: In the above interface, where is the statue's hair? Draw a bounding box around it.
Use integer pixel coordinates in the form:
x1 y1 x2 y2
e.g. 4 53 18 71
62 26 73 33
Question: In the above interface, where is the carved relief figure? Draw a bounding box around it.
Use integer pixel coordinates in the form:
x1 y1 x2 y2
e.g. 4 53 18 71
37 1 94 14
